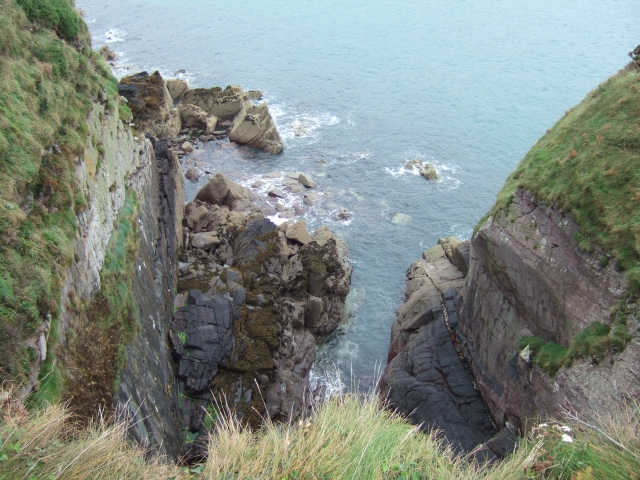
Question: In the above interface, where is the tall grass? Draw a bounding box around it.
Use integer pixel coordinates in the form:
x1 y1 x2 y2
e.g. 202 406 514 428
2 383 639 479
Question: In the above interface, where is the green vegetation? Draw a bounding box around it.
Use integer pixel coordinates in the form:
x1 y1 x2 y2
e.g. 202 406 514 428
2 386 639 479
519 304 633 376
0 0 120 386
478 63 640 291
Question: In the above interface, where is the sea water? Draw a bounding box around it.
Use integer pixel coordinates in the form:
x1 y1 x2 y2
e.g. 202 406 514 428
77 0 640 391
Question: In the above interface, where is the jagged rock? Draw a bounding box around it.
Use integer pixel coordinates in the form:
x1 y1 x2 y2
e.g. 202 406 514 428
437 236 469 275
419 163 438 180
98 44 117 61
179 104 218 134
195 173 252 211
286 221 312 245
229 102 284 154
171 290 234 394
118 71 181 139
167 79 189 100
381 241 496 453
298 174 316 188
181 85 245 120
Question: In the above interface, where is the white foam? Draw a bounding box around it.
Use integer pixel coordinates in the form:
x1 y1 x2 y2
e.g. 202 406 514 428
104 28 126 43
269 103 340 145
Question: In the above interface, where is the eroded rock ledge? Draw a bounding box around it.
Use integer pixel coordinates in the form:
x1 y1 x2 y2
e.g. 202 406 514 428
171 174 351 457
380 237 517 462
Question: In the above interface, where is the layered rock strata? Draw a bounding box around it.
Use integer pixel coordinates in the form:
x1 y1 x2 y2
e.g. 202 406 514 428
171 175 351 456
381 239 505 456
457 188 640 432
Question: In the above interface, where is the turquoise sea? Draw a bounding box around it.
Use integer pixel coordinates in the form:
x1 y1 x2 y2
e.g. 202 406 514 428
77 0 640 390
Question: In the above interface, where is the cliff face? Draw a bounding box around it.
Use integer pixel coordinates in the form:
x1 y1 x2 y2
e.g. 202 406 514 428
457 188 640 431
55 105 185 457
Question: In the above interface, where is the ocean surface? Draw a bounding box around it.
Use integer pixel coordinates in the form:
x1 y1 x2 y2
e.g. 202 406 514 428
77 0 640 391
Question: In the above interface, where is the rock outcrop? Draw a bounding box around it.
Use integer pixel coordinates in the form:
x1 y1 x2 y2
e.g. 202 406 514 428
121 75 283 154
118 71 181 139
380 240 503 455
457 188 639 432
229 102 284 154
172 176 351 456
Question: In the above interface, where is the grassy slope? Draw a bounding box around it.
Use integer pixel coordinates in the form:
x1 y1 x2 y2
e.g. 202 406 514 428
0 0 117 385
480 64 640 290
1 389 639 479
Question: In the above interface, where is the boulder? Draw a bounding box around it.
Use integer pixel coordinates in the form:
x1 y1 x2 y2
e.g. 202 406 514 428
286 221 312 245
166 79 189 100
181 85 245 120
195 173 252 211
191 232 220 249
179 104 218 134
298 174 316 188
118 71 181 139
229 103 284 154
420 163 439 180
185 168 200 181
303 192 321 206
182 141 194 153
268 189 287 199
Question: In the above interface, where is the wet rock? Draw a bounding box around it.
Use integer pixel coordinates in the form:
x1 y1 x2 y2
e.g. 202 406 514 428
182 141 194 153
268 189 287 199
303 192 321 206
331 208 352 221
298 174 316 188
285 221 312 245
185 168 200 181
391 213 411 225
420 163 439 180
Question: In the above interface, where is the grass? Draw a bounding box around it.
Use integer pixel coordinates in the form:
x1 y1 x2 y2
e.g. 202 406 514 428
477 62 640 292
519 303 634 376
0 0 122 386
2 384 639 479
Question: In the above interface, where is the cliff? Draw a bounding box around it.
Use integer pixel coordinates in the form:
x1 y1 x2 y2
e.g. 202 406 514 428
457 62 640 430
383 60 640 446
0 0 185 458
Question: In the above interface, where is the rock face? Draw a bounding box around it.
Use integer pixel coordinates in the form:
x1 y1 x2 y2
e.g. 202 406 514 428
166 79 190 100
118 71 181 139
229 102 284 154
173 176 352 456
457 188 638 432
55 105 184 458
380 241 501 455
181 85 245 121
